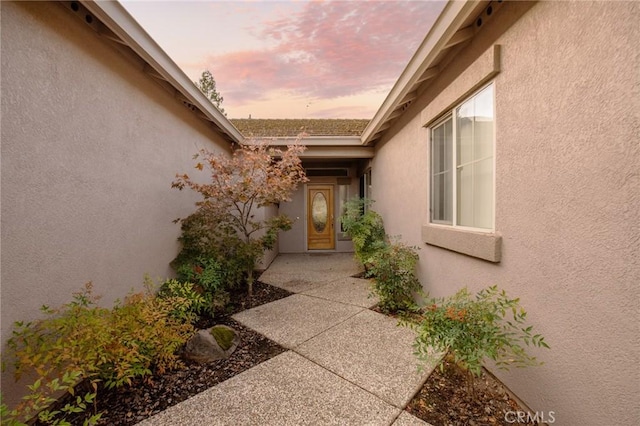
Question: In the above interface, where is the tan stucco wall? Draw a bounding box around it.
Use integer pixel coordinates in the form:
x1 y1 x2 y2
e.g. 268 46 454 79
372 1 639 424
0 1 231 405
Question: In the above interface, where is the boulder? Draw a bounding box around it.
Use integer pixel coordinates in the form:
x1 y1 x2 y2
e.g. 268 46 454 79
184 325 240 363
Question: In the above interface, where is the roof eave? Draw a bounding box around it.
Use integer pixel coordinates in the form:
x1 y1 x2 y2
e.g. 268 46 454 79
361 0 480 146
81 0 244 144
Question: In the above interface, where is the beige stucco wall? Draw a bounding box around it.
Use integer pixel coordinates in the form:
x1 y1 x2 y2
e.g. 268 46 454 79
372 1 639 424
0 1 232 405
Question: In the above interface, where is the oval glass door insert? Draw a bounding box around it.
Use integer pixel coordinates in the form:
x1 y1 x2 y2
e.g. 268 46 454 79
311 192 328 232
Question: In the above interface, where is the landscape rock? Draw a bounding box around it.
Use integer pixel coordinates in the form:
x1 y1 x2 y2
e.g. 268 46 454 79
184 325 240 363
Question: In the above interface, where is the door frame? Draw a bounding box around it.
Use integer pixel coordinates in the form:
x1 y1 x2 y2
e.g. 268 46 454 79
306 184 335 250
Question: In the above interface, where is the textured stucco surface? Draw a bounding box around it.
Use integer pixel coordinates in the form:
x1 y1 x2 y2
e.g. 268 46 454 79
0 1 230 405
372 1 639 424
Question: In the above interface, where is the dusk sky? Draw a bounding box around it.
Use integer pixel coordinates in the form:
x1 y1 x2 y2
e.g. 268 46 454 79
121 0 446 119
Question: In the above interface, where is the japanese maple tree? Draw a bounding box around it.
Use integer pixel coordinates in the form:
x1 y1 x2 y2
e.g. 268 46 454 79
172 138 308 296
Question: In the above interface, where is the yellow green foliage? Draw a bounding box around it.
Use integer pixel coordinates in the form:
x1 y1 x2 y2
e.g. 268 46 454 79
4 280 194 424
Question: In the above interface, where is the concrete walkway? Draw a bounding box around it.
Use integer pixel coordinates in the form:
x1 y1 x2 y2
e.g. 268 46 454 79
139 254 436 426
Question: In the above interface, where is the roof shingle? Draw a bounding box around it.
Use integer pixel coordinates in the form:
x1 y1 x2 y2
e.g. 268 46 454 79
230 118 370 138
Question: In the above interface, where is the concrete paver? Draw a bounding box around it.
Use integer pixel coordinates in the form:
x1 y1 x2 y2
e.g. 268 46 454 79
296 309 433 408
140 253 437 426
392 411 435 426
232 294 362 349
259 253 362 292
138 351 401 426
302 277 379 308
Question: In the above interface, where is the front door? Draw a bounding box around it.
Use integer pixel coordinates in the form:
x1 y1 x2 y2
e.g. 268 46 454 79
307 185 335 250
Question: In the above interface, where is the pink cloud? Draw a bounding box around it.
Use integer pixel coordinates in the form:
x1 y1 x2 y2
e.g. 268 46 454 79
204 1 445 106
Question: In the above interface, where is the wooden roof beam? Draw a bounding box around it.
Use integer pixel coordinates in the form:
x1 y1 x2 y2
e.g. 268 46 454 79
415 66 440 85
445 26 474 49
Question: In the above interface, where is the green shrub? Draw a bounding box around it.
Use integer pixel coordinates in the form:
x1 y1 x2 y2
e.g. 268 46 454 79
171 207 253 290
157 279 206 323
4 281 194 424
410 286 550 378
1 373 102 426
368 241 421 312
339 198 386 268
172 257 230 317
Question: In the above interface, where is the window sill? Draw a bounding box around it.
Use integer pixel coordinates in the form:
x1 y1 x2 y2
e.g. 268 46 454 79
422 224 502 263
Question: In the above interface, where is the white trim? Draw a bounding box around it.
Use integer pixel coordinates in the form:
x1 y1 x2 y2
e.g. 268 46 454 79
362 1 480 145
81 1 243 143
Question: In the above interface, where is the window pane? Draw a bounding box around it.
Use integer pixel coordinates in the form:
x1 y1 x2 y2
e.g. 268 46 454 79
455 84 494 229
457 163 473 226
431 117 452 224
474 157 493 229
338 185 349 232
432 173 452 223
473 85 494 160
456 101 474 166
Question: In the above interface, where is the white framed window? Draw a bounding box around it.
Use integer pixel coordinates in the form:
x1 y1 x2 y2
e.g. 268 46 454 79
430 83 494 230
337 180 350 238
359 169 373 212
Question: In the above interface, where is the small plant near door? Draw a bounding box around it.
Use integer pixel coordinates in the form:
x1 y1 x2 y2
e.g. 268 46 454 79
339 197 386 269
340 198 421 313
172 139 308 297
368 240 421 312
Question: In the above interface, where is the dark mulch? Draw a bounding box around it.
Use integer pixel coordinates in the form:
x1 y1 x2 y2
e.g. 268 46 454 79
50 281 292 426
406 354 538 426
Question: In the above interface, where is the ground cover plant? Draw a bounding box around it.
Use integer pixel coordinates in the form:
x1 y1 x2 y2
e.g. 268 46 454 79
171 139 308 297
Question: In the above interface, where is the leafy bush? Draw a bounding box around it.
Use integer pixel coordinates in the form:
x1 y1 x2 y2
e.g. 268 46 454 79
4 281 194 424
157 279 206 323
171 206 251 290
1 372 101 426
164 257 230 318
368 241 421 312
340 198 422 313
410 286 550 378
339 198 386 268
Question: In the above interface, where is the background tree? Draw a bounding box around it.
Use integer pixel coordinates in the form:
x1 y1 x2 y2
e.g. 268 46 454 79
195 70 225 116
172 139 308 296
